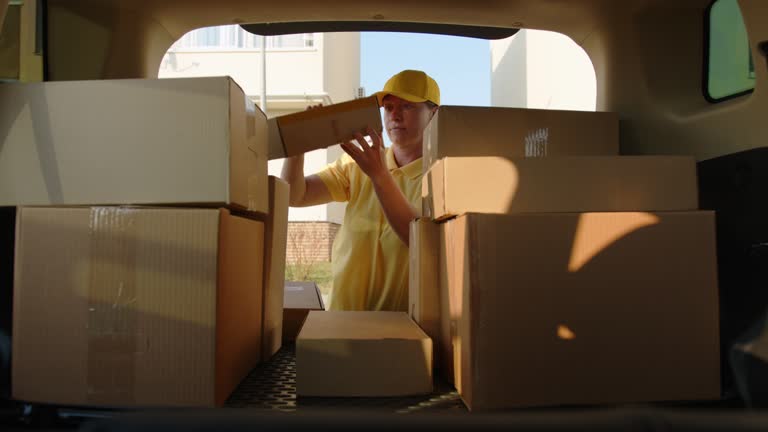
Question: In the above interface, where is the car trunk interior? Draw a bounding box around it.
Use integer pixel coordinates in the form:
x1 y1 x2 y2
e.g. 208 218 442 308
42 0 768 391
2 0 768 426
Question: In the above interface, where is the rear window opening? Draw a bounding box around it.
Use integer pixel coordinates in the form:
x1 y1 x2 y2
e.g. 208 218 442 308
159 27 597 115
158 27 597 306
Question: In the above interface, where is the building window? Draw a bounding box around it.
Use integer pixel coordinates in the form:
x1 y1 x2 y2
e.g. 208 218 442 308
169 25 317 51
706 0 755 102
196 27 220 47
303 33 315 48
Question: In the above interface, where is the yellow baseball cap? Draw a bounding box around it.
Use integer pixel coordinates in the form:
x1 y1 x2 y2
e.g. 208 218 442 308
375 70 441 106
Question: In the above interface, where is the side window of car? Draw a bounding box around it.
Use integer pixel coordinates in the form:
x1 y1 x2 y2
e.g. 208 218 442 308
706 0 755 102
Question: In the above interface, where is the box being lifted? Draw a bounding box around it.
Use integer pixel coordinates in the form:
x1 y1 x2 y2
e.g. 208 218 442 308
268 96 382 159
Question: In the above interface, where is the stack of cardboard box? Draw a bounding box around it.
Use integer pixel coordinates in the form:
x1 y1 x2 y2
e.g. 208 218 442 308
410 106 721 411
0 77 292 407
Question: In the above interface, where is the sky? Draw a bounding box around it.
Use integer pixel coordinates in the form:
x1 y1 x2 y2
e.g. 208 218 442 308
360 32 492 145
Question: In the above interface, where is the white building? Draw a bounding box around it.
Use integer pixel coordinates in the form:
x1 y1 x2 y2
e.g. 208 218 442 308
159 26 360 262
491 29 596 111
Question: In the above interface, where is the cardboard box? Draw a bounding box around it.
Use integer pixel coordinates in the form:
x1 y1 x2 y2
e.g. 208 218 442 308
283 281 324 342
424 156 698 221
423 105 619 172
12 206 265 407
439 212 720 410
0 77 268 212
296 311 433 397
262 176 290 359
409 219 440 345
268 96 382 159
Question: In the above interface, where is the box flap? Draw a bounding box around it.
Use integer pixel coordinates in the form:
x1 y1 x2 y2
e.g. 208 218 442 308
409 219 440 343
267 118 286 160
423 159 446 219
262 176 290 358
284 281 323 310
215 209 264 406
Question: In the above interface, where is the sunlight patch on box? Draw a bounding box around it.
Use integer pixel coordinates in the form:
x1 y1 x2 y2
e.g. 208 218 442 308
568 212 660 272
557 324 576 340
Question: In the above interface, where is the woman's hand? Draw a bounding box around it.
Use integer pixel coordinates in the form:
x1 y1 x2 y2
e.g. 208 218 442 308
340 127 389 185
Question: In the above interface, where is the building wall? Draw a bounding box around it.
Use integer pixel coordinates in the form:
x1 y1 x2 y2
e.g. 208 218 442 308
491 29 597 111
159 49 324 97
286 221 340 264
322 32 362 104
491 30 528 108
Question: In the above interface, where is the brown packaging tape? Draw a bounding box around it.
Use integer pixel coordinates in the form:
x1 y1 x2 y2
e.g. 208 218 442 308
86 207 138 405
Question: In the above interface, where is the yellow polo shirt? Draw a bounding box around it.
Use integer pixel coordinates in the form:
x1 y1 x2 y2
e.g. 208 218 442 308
316 147 422 311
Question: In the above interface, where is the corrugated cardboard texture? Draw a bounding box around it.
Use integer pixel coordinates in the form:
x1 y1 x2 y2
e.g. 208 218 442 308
85 208 139 405
262 177 290 359
283 281 324 342
423 106 619 173
12 207 264 407
296 311 433 397
215 210 264 406
424 156 698 220
440 212 720 410
273 96 382 158
15 207 95 406
409 219 440 344
0 77 267 213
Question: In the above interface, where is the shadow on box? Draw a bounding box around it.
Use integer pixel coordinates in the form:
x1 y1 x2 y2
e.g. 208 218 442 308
433 168 719 410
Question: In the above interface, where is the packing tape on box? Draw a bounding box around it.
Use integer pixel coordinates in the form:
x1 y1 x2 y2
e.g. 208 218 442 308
86 207 138 405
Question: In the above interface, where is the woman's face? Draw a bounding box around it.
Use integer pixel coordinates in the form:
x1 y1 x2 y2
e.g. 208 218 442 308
382 95 436 148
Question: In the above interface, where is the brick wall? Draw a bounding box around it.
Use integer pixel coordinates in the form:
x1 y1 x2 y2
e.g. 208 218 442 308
286 222 341 264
